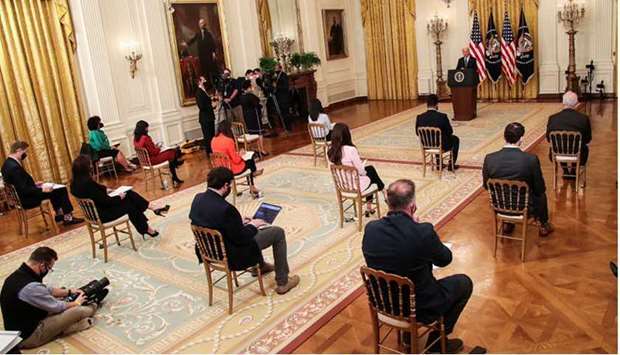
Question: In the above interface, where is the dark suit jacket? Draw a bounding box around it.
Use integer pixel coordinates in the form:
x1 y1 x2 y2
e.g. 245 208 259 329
415 109 455 150
195 88 215 123
189 189 262 270
482 147 546 196
275 71 290 103
187 29 217 75
546 108 592 148
70 178 123 222
240 92 262 132
362 212 453 319
1 158 46 209
456 56 477 70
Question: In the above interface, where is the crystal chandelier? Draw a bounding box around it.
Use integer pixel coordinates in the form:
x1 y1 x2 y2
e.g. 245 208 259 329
427 15 448 41
557 0 586 30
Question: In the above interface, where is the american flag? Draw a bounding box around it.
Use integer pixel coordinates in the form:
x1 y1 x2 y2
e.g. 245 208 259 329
500 10 516 85
469 11 487 82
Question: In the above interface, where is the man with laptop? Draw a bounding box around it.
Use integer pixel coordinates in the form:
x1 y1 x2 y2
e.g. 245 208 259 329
189 167 300 294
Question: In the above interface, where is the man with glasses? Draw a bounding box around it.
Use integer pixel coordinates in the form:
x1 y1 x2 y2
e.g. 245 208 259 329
0 247 107 349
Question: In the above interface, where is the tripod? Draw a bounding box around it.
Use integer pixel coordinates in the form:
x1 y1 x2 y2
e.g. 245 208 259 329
268 92 289 134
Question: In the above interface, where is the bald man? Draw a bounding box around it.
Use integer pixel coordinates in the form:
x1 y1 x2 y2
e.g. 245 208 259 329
546 91 592 177
362 179 473 353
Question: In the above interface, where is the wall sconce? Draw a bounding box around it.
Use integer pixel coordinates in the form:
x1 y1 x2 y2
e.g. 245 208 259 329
122 41 142 79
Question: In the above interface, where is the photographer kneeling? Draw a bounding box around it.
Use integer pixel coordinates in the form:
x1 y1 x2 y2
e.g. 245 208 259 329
0 247 108 349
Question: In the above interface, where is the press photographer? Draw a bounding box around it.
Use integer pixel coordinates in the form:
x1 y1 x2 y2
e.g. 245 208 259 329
216 68 242 122
0 247 109 349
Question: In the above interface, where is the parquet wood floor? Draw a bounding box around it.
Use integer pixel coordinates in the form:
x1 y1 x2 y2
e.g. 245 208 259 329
294 100 618 354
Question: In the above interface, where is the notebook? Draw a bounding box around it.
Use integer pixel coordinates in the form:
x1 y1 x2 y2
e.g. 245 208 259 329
41 183 65 190
108 185 133 197
242 151 255 161
252 202 282 225
0 331 22 353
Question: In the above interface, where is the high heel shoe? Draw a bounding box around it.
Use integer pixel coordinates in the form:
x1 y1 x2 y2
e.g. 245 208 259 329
144 230 159 239
153 205 170 216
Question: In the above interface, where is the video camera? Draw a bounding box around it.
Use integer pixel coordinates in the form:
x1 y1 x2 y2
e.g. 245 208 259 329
66 277 110 305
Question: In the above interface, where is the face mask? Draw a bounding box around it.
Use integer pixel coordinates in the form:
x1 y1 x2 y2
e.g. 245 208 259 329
99 122 104 128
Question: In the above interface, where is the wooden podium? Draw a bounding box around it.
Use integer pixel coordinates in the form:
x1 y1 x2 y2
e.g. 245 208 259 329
448 69 478 121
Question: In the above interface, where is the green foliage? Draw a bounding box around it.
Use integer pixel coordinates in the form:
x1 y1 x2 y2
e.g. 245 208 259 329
290 53 303 69
300 52 321 69
259 57 278 72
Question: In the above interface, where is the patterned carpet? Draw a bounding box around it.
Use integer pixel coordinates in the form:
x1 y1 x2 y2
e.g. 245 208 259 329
291 102 562 167
1 155 482 353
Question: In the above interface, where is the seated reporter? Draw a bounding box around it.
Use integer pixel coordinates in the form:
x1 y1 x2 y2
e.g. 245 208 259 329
70 155 168 238
362 179 473 353
416 94 460 170
308 98 332 141
87 115 136 173
133 120 184 186
0 247 107 349
212 120 263 198
1 141 82 225
189 167 299 294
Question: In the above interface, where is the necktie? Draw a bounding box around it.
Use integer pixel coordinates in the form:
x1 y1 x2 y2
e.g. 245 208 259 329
465 57 468 66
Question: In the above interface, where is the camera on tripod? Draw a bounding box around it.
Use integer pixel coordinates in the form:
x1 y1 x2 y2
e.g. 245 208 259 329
66 277 110 305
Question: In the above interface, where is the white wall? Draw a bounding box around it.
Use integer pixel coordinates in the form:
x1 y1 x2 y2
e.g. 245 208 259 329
70 0 366 152
415 0 616 95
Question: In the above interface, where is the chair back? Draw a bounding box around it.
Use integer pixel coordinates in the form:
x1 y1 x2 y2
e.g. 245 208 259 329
308 123 328 143
4 184 23 210
135 147 153 168
360 266 415 323
417 126 442 150
330 165 361 195
191 225 228 267
549 131 582 159
76 198 101 225
210 152 233 170
486 179 529 215
231 122 246 139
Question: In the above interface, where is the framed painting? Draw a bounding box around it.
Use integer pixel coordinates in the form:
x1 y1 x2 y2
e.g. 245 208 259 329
166 0 230 106
322 9 347 60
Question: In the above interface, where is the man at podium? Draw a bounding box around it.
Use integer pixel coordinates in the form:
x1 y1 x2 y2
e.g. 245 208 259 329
448 47 479 121
456 47 477 70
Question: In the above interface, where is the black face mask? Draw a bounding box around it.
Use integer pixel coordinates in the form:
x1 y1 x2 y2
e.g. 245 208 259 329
21 152 28 161
99 122 104 128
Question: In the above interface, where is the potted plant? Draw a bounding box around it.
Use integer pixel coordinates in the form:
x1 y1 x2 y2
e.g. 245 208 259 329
259 57 278 73
290 53 303 71
300 52 321 70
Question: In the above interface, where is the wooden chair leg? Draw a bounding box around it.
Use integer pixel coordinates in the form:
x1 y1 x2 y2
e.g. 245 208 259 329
127 222 137 251
232 271 240 287
422 152 427 177
226 272 234 314
23 213 29 239
410 327 418 354
370 312 380 354
102 231 109 263
205 264 214 306
232 181 237 206
88 228 96 259
493 215 499 258
357 198 363 232
337 196 344 229
113 227 121 246
521 220 527 262
439 317 447 353
552 160 557 191
575 162 580 192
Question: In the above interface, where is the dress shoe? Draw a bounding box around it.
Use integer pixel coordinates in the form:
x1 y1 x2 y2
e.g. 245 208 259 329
539 222 554 237
275 275 300 295
144 230 160 238
426 337 464 354
501 222 515 235
63 217 84 226
251 262 274 277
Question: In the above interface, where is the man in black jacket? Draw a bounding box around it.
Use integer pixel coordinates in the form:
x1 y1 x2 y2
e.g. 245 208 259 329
196 76 216 157
1 141 82 225
274 63 291 130
189 167 299 294
416 94 460 170
362 179 473 353
456 47 477 71
546 91 592 176
483 123 554 236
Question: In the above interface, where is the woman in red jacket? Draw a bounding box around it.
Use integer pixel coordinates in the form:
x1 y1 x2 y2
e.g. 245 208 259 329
133 120 184 186
211 120 263 198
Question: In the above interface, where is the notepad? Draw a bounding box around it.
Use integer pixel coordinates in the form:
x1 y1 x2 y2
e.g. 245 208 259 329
0 331 22 353
41 183 65 190
242 151 255 161
108 185 133 197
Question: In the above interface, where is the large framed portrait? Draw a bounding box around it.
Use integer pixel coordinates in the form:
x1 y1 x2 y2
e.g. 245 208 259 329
322 9 347 60
166 0 230 106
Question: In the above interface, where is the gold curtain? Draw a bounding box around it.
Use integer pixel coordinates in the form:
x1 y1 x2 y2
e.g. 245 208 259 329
256 0 273 57
468 0 539 100
361 0 418 100
0 0 85 183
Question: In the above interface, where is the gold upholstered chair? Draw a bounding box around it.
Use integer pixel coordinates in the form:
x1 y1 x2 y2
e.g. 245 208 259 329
210 152 252 206
417 126 454 178
486 179 532 262
548 130 586 192
5 183 58 238
94 156 118 183
135 147 171 191
360 266 447 354
307 122 330 167
76 198 137 263
231 121 261 158
191 225 266 314
330 165 381 232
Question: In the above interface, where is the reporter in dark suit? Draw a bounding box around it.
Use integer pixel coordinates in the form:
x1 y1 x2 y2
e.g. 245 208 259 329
69 155 168 238
189 167 300 295
1 141 82 225
483 123 554 236
196 76 216 157
416 94 460 169
546 91 592 175
362 179 472 353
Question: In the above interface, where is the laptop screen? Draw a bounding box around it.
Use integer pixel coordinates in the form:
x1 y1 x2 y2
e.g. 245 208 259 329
252 203 282 224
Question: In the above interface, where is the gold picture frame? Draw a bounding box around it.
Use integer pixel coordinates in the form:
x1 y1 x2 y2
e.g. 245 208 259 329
322 9 347 61
166 0 231 106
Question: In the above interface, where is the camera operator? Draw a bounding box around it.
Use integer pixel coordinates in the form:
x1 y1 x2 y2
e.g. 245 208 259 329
218 68 242 122
0 247 107 349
